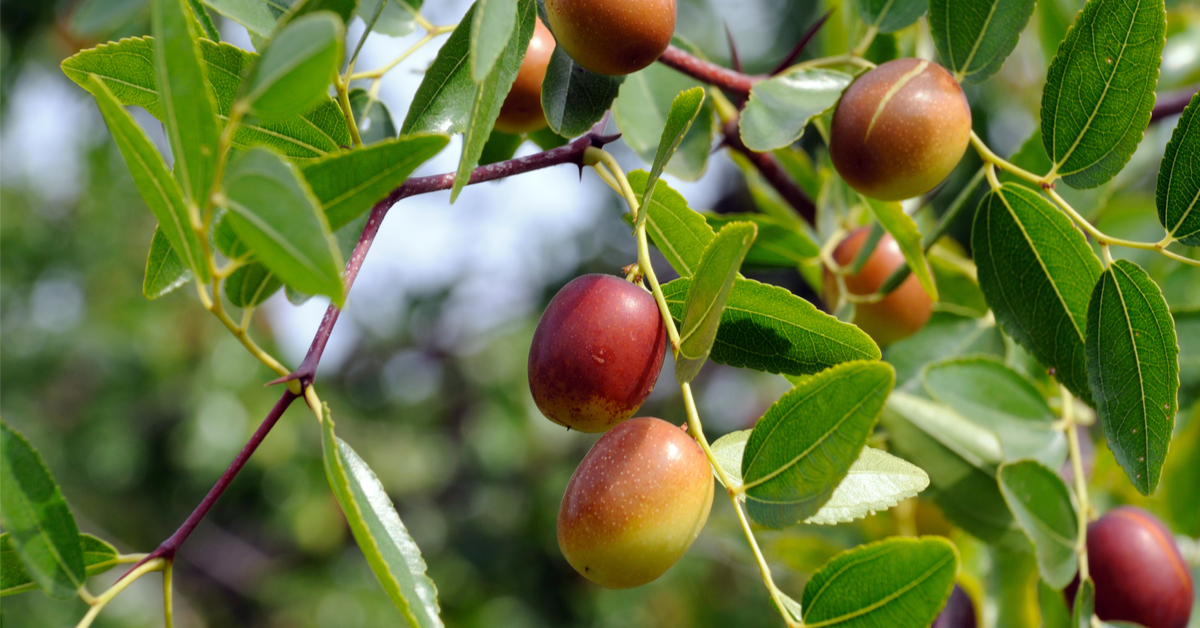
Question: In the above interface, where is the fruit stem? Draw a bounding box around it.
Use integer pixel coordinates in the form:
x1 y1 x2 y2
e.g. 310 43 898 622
729 492 802 628
969 130 1044 186
75 558 167 628
162 560 175 628
680 382 735 491
1062 384 1091 583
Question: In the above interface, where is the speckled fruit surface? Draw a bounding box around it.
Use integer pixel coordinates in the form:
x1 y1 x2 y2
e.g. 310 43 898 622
528 274 666 433
823 226 932 346
543 0 675 76
495 20 556 134
830 58 972 201
557 417 714 589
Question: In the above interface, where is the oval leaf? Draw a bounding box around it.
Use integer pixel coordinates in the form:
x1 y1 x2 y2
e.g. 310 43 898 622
997 460 1079 588
242 12 345 120
972 182 1103 404
224 263 283 307
804 447 930 525
1040 0 1166 188
401 7 478 136
741 361 895 528
703 212 820 266
739 69 851 152
885 312 1006 389
1086 259 1179 495
801 536 958 627
887 391 1004 471
540 45 624 137
861 194 937 300
321 409 444 628
222 147 345 305
200 0 277 37
675 222 758 383
627 171 715 277
355 0 419 37
470 0 518 82
854 0 929 33
1156 91 1200 245
1 533 120 597
349 88 398 145
929 0 1036 83
0 420 85 599
710 429 751 489
144 226 193 300
661 277 881 376
635 86 706 228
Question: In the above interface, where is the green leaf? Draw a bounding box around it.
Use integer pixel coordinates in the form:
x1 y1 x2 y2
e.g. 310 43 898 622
349 89 396 145
355 0 419 37
710 429 751 489
929 250 989 317
1072 578 1094 628
200 0 277 36
187 0 221 41
854 0 929 33
887 391 1004 471
320 408 443 628
1177 309 1200 411
301 134 450 230
1086 259 1178 495
242 12 344 120
997 460 1079 588
1039 580 1073 628
0 420 85 599
1156 91 1200 245
972 183 1103 405
738 69 852 152
527 126 567 150
804 447 929 525
222 147 345 305
144 226 193 299
214 211 252 259
928 0 1037 83
541 45 624 137
401 6 478 136
1040 0 1166 188
86 75 210 283
279 0 357 27
62 37 351 161
885 312 1005 389
1001 129 1114 219
661 277 881 376
153 0 221 208
70 0 151 37
224 263 283 307
703 213 820 267
741 361 895 528
861 195 937 300
923 357 1067 468
1 533 120 597
675 222 758 383
635 87 706 230
801 537 957 627
627 171 715 277
478 130 523 165
451 0 535 201
470 0 519 82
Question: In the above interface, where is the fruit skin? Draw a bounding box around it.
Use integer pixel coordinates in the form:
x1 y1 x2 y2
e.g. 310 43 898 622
1066 507 1193 628
495 20 556 134
528 274 667 433
543 0 675 76
822 226 932 346
932 584 977 628
829 58 972 201
557 417 714 588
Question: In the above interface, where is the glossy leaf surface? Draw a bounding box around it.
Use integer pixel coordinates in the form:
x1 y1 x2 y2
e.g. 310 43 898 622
739 69 851 152
470 0 518 82
929 0 1036 83
636 86 705 230
143 226 193 299
541 46 624 137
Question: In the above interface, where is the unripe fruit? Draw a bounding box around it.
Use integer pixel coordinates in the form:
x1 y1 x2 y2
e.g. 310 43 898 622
528 274 667 433
557 417 714 588
822 227 932 346
543 0 675 76
830 58 972 201
1069 507 1193 628
495 20 556 134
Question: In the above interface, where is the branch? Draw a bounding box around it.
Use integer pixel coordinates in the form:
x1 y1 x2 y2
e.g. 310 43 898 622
722 119 817 227
657 45 763 97
1151 86 1198 123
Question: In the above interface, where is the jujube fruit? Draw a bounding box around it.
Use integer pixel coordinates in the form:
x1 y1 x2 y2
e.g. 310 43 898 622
543 0 675 76
557 417 714 588
527 274 667 433
932 584 977 628
1068 507 1193 628
830 58 972 201
495 20 556 134
822 226 932 346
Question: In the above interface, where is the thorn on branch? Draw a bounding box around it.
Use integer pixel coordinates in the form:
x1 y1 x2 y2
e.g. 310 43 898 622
772 9 835 76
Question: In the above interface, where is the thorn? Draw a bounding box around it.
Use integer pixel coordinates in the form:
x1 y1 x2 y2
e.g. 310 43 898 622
265 373 300 387
772 8 835 76
725 23 742 73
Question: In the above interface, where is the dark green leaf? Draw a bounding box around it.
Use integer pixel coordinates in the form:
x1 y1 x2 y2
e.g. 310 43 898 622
144 226 193 299
321 409 443 628
675 222 758 383
997 460 1079 588
862 195 937 299
1 533 120 597
222 147 345 305
541 45 624 138
739 69 851 152
225 263 283 307
1086 259 1178 495
242 13 344 120
854 0 929 33
1073 578 1094 628
0 420 85 599
661 277 881 376
301 134 449 230
627 171 714 277
1156 91 1200 245
885 312 1005 389
741 361 894 528
929 0 1037 83
635 87 706 230
1040 0 1166 188
923 357 1067 468
972 182 1103 404
801 536 957 627
86 76 210 283
478 130 523 165
401 5 477 136
279 0 356 27
200 0 277 36
349 88 397 145
471 0 519 82
355 0 419 37
703 213 820 267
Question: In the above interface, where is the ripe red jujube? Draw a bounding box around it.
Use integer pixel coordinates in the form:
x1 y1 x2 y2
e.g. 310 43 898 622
543 0 675 76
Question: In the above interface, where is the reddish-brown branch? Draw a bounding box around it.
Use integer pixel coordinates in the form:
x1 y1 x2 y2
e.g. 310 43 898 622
722 119 817 227
1151 86 1198 123
658 45 763 97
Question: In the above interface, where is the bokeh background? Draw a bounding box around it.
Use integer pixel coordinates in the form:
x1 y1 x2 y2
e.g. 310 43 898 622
2 0 1199 626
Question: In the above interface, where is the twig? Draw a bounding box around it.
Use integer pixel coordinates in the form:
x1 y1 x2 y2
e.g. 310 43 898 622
721 119 817 226
657 45 763 97
1151 86 1198 123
